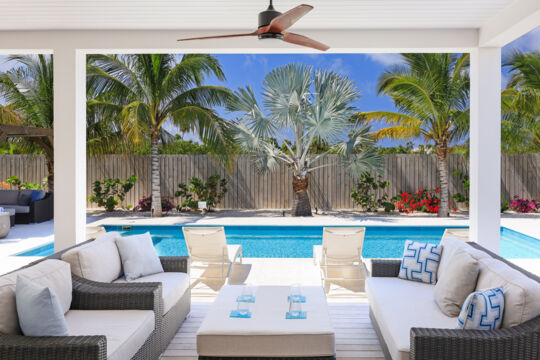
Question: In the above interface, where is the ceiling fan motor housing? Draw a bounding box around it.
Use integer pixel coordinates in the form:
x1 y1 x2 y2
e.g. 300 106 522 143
258 4 282 39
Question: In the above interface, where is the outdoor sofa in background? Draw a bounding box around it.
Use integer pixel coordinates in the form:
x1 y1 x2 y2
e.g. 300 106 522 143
366 238 540 360
0 235 191 359
0 189 53 224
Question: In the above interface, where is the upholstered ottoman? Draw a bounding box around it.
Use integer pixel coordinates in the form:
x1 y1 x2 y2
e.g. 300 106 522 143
197 285 335 359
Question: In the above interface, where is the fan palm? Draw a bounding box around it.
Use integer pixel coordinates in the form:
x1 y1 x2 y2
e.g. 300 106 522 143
87 54 234 216
228 64 381 216
501 50 540 153
0 55 54 190
355 53 470 217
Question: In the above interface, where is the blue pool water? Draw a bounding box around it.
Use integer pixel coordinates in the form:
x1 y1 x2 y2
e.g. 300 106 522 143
17 225 540 259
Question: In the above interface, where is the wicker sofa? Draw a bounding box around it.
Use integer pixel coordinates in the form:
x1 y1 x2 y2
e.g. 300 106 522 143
0 235 191 360
0 189 54 224
366 239 540 360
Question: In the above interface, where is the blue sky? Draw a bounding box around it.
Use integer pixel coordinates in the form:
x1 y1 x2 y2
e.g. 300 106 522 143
0 26 538 148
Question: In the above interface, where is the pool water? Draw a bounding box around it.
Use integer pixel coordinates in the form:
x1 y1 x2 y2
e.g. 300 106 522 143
17 225 540 259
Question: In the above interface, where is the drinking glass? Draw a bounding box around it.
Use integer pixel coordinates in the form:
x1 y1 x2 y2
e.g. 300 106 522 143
289 299 302 318
289 284 302 303
236 298 251 316
239 284 254 302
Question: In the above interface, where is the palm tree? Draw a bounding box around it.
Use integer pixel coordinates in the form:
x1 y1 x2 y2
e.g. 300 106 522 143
87 54 234 216
0 55 54 190
356 53 470 217
502 50 540 153
228 64 381 216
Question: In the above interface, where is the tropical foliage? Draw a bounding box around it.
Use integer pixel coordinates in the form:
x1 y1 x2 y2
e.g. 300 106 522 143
87 54 234 216
88 175 137 211
502 50 540 153
228 64 381 216
350 172 393 212
356 53 470 217
175 174 228 211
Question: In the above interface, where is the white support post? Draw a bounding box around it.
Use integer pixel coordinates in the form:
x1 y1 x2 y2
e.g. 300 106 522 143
53 47 86 252
469 47 501 253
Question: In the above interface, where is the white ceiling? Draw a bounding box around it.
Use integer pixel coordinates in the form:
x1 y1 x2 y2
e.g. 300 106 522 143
0 0 517 31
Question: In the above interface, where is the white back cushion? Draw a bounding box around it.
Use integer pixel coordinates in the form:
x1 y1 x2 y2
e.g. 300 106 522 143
437 237 490 280
476 258 540 328
0 259 72 334
61 231 123 283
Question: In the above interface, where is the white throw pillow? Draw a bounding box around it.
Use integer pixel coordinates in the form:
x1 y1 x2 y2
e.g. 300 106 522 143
434 247 479 317
116 232 164 281
398 240 442 284
16 275 69 336
457 287 505 330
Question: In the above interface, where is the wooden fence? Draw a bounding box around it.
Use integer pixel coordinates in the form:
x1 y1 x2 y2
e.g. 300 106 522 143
0 154 538 209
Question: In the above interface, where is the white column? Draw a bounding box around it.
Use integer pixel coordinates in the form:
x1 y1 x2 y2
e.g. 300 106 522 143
469 47 501 253
53 47 86 252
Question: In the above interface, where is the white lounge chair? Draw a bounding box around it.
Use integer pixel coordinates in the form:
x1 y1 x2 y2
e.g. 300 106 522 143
314 227 367 293
442 228 469 242
182 226 242 290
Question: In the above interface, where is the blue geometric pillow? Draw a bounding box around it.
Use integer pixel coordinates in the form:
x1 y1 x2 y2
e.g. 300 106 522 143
457 287 505 330
398 240 442 284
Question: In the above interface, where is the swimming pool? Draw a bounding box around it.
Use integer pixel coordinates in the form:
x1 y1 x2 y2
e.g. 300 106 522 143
17 225 540 259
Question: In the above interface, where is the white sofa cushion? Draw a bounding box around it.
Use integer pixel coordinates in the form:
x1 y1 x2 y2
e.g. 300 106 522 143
116 232 164 281
366 277 456 360
476 258 540 328
434 247 479 317
0 260 72 335
65 309 155 360
16 275 69 336
114 272 189 314
61 231 123 283
437 237 490 280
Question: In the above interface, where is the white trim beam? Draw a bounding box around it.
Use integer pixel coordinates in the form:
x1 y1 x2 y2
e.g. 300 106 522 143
469 47 502 254
480 0 540 47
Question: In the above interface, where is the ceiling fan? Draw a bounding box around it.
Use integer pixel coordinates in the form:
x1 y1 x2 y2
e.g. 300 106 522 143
177 1 329 51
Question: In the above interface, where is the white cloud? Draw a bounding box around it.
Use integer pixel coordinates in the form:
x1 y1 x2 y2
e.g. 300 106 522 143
365 53 403 67
328 57 351 76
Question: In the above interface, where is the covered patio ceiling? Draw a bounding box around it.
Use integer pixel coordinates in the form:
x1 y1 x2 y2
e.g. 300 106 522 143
0 0 538 253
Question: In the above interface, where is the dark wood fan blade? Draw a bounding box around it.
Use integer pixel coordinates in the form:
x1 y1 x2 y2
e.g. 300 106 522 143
267 4 313 33
282 32 330 51
178 31 257 41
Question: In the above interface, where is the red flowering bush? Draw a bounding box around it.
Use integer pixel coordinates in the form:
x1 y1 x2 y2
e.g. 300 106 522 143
509 196 537 213
394 188 441 214
133 195 175 213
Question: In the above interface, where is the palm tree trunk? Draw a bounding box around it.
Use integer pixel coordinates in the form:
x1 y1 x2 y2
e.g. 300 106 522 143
291 173 312 216
436 147 450 217
151 133 163 217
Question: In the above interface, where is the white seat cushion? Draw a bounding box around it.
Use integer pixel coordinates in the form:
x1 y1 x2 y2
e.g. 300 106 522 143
65 310 155 360
366 277 457 360
476 258 540 328
61 232 123 283
114 272 189 314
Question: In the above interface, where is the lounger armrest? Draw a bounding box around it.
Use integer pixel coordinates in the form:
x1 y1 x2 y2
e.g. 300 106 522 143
370 259 401 277
228 245 243 264
71 276 162 312
0 334 107 360
410 316 540 360
160 256 190 274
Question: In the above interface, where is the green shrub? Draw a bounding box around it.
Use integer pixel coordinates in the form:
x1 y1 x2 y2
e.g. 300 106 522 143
6 175 43 190
89 175 137 212
451 170 470 204
175 174 228 211
350 172 393 212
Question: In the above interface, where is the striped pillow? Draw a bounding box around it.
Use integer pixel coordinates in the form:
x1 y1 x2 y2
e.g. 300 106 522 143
457 287 505 330
398 240 442 284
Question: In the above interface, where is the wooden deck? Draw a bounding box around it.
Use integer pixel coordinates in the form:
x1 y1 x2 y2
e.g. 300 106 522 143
161 302 385 360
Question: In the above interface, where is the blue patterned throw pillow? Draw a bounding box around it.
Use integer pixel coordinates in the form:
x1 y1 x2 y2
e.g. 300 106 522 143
398 240 442 284
457 287 505 330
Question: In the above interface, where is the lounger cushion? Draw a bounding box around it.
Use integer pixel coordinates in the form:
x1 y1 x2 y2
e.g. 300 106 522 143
15 275 69 336
114 272 190 314
366 277 456 360
65 309 155 360
61 232 123 283
434 247 479 316
116 232 164 281
0 260 72 335
437 237 490 279
476 258 540 328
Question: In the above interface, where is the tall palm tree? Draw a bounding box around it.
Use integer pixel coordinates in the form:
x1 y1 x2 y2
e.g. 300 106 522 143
356 53 470 217
229 64 381 216
87 54 234 216
502 50 540 152
0 55 54 190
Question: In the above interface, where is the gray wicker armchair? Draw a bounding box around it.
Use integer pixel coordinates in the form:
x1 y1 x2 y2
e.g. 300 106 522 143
369 243 540 360
0 274 163 360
